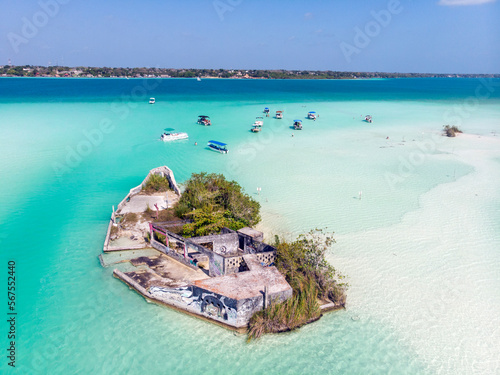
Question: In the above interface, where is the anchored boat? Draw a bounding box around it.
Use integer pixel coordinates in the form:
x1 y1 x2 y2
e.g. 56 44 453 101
307 111 317 120
149 98 155 104
208 140 228 154
276 110 283 119
254 116 264 125
197 115 211 126
365 115 373 123
160 132 188 141
251 117 263 132
293 120 303 130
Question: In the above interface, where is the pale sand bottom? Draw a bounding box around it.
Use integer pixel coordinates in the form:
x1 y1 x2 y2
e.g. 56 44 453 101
255 134 500 373
332 134 500 374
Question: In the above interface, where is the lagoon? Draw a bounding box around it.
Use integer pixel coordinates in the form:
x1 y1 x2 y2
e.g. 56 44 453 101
1 77 499 374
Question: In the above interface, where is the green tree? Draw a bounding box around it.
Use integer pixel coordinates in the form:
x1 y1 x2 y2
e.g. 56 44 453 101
175 172 260 237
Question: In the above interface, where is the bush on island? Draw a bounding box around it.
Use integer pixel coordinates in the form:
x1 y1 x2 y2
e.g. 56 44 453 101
174 172 260 237
247 229 347 341
443 125 463 137
144 174 171 193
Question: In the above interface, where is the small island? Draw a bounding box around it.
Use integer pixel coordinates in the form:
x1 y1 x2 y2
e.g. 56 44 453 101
443 125 463 137
100 166 346 339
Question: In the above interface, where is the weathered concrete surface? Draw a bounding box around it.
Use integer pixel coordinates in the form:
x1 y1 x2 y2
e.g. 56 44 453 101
237 227 264 242
113 269 248 332
193 255 292 300
190 232 240 255
115 166 181 215
119 194 169 214
242 254 263 271
128 253 208 284
150 237 200 271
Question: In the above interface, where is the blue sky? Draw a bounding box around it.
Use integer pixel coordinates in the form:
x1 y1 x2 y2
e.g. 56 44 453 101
0 0 499 73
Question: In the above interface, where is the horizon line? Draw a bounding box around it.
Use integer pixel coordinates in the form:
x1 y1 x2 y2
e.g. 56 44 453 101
2 64 499 76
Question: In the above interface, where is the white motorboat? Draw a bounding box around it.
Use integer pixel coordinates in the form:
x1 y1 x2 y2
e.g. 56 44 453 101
160 132 189 141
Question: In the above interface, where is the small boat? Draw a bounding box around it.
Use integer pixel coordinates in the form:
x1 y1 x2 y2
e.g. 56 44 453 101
276 111 283 119
263 107 270 114
149 98 155 104
293 120 303 130
253 116 264 126
365 115 372 123
251 117 263 132
161 132 189 141
196 77 201 81
208 140 228 154
307 111 317 120
197 115 211 126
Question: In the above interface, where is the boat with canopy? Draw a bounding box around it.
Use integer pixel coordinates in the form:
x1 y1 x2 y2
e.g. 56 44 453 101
207 140 228 154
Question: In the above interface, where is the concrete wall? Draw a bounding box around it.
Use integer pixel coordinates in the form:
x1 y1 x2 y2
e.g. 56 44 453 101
150 237 199 271
116 166 181 214
190 232 239 256
126 274 293 329
237 230 276 255
222 251 276 275
223 256 246 275
151 225 277 277
235 287 292 327
151 224 226 277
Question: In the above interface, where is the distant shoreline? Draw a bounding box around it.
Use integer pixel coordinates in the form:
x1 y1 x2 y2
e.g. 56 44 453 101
1 76 499 81
1 65 498 79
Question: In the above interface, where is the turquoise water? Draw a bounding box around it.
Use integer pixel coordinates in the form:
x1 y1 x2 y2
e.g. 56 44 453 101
1 78 500 374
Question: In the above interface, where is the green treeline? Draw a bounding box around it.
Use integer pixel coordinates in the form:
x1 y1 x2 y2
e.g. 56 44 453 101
2 65 498 79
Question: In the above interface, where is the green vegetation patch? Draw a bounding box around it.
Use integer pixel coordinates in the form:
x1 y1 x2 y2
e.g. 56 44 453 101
247 230 347 341
175 172 260 237
143 174 171 193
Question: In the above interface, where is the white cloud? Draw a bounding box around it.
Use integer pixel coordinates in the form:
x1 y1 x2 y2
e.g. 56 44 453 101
304 12 314 20
438 0 496 6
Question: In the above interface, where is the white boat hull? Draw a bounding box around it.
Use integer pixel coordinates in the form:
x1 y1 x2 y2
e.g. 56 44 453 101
161 132 189 141
208 145 228 154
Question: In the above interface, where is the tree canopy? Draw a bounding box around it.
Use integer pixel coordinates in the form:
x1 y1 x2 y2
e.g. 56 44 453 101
175 172 261 237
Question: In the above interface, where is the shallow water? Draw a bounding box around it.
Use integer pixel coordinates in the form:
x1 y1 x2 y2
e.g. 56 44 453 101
1 77 499 374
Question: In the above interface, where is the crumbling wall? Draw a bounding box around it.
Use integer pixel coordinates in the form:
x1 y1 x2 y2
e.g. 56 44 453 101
190 232 239 256
150 237 198 271
116 166 181 214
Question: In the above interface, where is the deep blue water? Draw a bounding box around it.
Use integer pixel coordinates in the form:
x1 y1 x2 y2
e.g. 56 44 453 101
2 77 499 103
